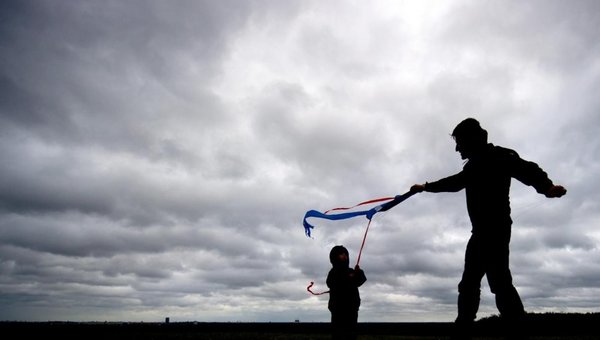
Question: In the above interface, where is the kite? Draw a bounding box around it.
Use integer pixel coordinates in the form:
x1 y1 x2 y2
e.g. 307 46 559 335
302 190 416 238
303 190 416 295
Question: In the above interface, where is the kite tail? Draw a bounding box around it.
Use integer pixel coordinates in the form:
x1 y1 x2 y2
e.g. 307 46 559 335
302 191 415 238
302 197 395 238
306 281 329 295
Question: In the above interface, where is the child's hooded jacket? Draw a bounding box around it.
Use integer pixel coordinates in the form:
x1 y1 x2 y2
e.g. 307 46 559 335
326 245 367 312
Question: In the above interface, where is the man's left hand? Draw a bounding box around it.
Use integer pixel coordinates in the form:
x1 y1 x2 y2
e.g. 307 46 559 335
546 185 567 198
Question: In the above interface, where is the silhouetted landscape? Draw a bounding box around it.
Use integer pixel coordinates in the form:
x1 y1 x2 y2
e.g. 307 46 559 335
1 312 598 339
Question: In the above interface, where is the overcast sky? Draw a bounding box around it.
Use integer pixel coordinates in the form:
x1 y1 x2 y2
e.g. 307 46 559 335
0 0 599 323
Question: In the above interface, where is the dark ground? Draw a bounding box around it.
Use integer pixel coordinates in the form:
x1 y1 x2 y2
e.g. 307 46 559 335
1 313 599 339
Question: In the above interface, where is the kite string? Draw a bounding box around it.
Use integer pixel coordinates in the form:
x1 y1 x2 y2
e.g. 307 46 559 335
355 218 372 267
511 199 552 219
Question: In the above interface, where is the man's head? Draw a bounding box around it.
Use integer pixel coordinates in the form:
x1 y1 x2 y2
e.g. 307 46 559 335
452 118 488 159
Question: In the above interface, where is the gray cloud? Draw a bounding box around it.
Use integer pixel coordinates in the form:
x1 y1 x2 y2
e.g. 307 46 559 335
0 0 598 322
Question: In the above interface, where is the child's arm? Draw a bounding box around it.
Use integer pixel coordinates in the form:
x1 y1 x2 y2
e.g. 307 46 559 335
352 265 367 287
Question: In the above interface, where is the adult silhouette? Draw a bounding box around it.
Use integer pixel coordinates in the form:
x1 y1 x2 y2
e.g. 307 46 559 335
411 118 566 333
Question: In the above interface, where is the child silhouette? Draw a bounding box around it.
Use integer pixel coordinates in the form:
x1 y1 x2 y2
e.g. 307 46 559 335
326 245 367 340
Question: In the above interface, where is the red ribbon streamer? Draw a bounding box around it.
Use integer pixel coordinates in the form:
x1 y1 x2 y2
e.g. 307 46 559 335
324 197 395 214
306 281 329 295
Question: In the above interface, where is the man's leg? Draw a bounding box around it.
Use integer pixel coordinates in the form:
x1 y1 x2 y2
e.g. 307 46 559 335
486 235 525 320
456 236 485 324
495 285 525 319
453 236 485 340
487 233 526 339
492 281 526 339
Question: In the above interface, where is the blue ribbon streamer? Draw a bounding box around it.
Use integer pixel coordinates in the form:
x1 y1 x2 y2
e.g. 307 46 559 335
303 191 415 238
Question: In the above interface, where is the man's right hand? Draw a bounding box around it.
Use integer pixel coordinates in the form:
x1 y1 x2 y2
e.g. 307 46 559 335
410 184 425 193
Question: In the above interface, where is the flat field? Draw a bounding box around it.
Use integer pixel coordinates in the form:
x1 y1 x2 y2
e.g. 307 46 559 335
1 313 598 339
